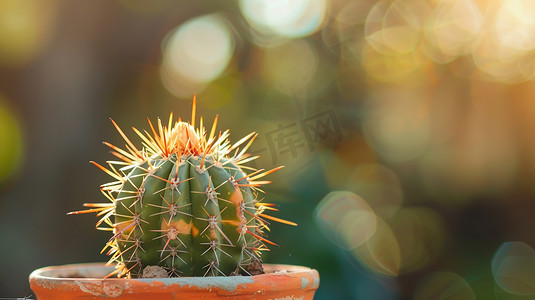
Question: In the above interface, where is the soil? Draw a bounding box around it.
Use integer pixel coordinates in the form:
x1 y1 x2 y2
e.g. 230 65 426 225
141 265 169 278
246 260 265 276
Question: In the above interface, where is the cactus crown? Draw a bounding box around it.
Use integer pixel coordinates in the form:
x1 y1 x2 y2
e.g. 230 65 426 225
70 96 295 278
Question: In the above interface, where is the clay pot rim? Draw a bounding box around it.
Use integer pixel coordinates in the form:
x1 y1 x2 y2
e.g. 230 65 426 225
30 262 319 299
30 262 319 285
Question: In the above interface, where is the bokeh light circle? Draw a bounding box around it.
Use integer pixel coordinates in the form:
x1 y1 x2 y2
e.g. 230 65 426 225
160 14 234 97
424 0 483 63
494 0 535 53
492 242 535 295
239 0 328 38
315 191 377 250
365 0 427 56
358 0 535 83
352 215 401 277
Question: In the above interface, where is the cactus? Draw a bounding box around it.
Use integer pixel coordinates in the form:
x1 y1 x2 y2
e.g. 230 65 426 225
70 96 296 278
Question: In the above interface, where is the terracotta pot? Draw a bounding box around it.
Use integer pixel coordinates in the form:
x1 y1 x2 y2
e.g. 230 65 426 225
29 263 319 299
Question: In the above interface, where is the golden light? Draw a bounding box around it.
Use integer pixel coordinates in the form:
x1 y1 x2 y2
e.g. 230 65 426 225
160 14 234 98
239 0 328 38
357 0 535 83
494 0 535 53
424 0 482 63
364 0 426 56
471 0 535 83
472 33 535 83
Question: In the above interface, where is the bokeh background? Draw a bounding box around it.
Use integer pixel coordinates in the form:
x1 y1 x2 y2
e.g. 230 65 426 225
2 0 535 298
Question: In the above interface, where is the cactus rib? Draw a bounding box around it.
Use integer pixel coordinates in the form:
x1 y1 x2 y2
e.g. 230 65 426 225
69 96 296 278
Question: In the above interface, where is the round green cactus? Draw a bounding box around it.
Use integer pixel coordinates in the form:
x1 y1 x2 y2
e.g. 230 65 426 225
70 97 295 278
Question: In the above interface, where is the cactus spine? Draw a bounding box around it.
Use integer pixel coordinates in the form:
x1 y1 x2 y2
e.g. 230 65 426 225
70 97 295 278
